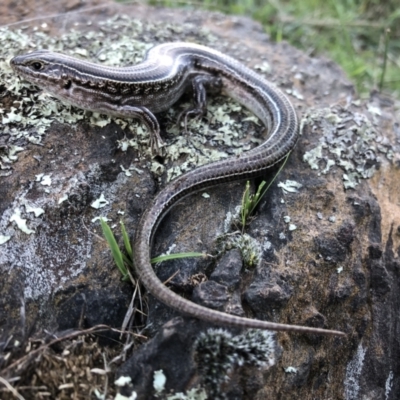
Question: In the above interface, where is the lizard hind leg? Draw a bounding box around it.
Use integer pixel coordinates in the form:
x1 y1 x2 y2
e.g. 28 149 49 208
178 74 223 133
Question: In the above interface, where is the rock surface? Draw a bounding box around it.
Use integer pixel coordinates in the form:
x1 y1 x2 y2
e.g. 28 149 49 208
1 0 400 399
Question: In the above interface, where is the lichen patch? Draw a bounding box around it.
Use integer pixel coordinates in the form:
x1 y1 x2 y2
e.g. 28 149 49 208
302 104 399 189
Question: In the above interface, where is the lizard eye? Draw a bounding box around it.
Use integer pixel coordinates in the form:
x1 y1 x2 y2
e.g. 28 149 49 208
30 61 44 71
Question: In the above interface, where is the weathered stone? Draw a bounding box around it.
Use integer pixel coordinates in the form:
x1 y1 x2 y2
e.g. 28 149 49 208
1 0 400 399
244 268 294 320
116 318 200 398
192 280 229 311
210 248 243 290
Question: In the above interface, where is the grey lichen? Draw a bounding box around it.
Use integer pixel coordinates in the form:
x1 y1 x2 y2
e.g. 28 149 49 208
302 106 398 189
277 179 303 193
0 13 266 266
150 369 207 400
344 343 366 400
194 328 276 399
166 388 208 400
1 15 261 182
217 233 263 268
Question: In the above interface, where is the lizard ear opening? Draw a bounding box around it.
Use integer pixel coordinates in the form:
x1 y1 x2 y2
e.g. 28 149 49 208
63 80 72 90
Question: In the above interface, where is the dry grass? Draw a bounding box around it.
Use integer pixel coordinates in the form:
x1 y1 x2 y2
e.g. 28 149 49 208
0 326 146 400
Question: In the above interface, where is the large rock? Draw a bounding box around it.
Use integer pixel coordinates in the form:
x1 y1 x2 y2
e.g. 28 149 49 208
0 0 399 399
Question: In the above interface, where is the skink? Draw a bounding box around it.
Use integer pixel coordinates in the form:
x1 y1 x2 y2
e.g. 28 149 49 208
11 42 344 336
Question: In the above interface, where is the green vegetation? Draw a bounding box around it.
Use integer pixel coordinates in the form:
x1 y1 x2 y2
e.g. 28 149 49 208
147 0 400 97
100 219 205 280
240 154 290 231
100 151 290 277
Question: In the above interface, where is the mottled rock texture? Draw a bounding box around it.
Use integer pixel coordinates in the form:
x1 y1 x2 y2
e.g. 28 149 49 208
1 1 399 399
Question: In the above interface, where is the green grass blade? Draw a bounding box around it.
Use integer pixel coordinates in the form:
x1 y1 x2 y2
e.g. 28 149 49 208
240 181 251 228
240 153 291 228
122 252 131 265
379 28 390 91
252 152 290 211
100 218 128 278
248 180 267 216
120 220 133 259
151 252 206 263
